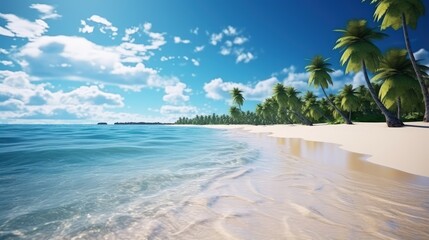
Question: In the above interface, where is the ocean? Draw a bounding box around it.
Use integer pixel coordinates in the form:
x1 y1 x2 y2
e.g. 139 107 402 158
0 125 259 239
1 124 429 239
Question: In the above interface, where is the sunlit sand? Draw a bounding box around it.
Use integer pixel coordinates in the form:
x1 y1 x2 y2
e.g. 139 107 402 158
205 122 429 177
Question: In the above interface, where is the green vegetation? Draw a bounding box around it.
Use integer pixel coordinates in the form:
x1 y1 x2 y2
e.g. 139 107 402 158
176 0 427 127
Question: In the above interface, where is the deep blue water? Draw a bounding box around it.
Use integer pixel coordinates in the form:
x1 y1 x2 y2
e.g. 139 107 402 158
0 125 258 239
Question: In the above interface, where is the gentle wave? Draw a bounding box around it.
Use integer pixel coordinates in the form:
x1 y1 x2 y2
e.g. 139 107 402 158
0 125 257 239
1 125 429 239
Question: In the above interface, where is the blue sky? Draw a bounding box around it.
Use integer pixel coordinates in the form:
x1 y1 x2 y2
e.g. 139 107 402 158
0 0 428 123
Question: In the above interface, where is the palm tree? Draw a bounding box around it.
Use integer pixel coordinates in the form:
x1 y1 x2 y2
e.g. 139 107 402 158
339 84 360 120
229 106 241 122
273 83 311 125
334 19 404 127
365 0 429 122
306 55 352 124
303 91 330 122
231 87 245 110
372 49 427 119
284 86 313 126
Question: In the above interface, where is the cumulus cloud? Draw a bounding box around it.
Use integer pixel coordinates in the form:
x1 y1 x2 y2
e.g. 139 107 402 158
415 48 429 66
190 27 199 35
15 35 172 89
0 13 49 39
203 77 278 101
174 36 190 44
29 4 61 20
351 71 366 88
194 45 205 52
209 26 255 64
233 36 247 45
0 26 15 37
280 66 311 92
162 82 191 104
84 15 118 38
122 26 139 42
210 33 223 45
223 26 237 36
191 58 200 66
0 48 9 55
235 51 254 63
0 70 140 122
0 60 13 66
78 20 94 33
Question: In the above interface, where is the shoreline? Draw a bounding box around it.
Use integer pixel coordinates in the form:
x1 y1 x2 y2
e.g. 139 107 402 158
201 122 429 177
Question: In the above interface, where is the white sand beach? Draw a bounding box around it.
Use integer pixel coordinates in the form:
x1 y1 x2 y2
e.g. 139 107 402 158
205 122 429 177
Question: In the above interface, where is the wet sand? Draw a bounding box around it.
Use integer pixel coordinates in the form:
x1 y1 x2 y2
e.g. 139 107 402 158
136 128 429 239
205 122 429 177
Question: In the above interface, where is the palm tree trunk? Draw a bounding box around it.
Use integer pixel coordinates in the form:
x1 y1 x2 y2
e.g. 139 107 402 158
402 13 429 122
321 87 352 124
292 109 313 126
315 108 332 122
349 110 352 121
397 97 401 120
362 60 404 127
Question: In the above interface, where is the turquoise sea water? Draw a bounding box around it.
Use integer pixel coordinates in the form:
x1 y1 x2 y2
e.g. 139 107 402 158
0 125 258 239
1 125 429 239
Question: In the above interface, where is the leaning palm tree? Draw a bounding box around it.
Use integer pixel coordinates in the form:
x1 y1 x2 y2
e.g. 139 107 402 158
303 91 331 122
334 19 403 127
306 55 352 124
339 84 360 120
231 87 245 110
273 83 313 126
365 0 429 122
372 49 427 119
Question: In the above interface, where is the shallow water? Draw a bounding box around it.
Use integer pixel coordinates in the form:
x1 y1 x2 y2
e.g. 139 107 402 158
0 125 428 239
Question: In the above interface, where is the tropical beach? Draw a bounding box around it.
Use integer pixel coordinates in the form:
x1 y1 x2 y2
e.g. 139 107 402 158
206 122 429 177
1 0 429 239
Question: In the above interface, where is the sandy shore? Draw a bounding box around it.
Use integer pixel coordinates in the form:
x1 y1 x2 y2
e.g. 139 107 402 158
204 122 429 177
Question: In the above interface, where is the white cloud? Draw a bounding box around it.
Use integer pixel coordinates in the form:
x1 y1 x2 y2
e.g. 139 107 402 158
143 22 152 31
210 33 223 45
220 47 231 56
122 26 139 42
160 56 175 62
0 71 144 123
0 26 15 37
277 66 352 96
415 48 429 66
351 71 366 88
0 48 9 54
281 66 310 92
88 15 112 26
162 82 191 104
174 36 190 44
0 13 49 39
191 59 200 66
233 36 247 45
0 60 13 66
235 51 254 63
29 4 61 20
194 45 205 52
78 20 94 33
190 27 199 35
16 35 172 89
223 26 237 36
203 77 278 101
86 15 118 38
210 26 255 64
